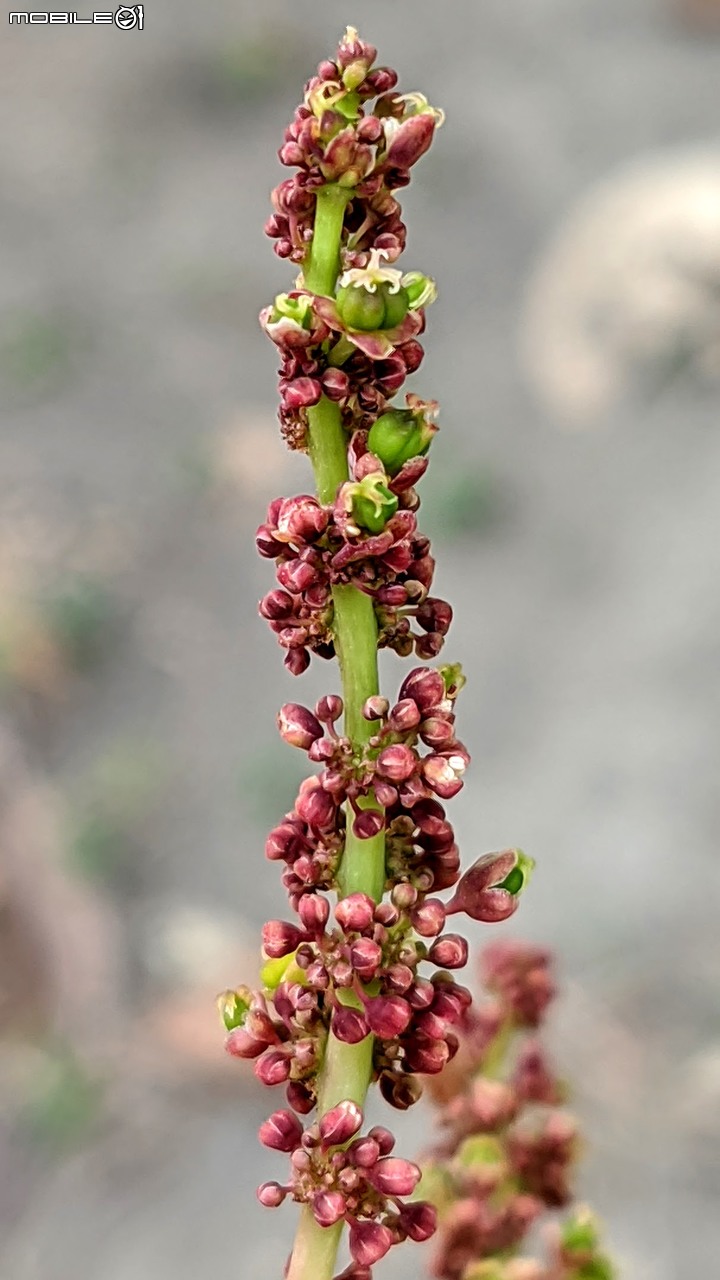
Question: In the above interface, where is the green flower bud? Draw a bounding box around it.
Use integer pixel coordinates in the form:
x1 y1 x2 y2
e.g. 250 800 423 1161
261 951 306 991
498 850 535 897
271 292 314 328
456 1134 505 1169
217 986 252 1031
401 271 437 310
367 408 435 474
346 473 399 534
440 662 466 700
336 281 410 332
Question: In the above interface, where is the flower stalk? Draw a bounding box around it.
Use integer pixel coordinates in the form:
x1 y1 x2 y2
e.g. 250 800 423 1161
226 27 537 1280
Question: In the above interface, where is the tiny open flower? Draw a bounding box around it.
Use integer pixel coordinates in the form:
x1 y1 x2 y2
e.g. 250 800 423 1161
349 1221 395 1268
277 703 324 750
422 750 468 799
258 1110 303 1152
447 849 535 923
341 472 399 535
217 986 251 1032
319 1099 363 1148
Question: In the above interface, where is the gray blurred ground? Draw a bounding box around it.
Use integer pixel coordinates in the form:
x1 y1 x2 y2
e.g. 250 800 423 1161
1 1 719 1277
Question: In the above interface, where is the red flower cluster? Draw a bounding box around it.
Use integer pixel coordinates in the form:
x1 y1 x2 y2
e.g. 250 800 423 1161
224 26 540 1280
423 943 614 1280
257 1101 436 1268
257 425 451 675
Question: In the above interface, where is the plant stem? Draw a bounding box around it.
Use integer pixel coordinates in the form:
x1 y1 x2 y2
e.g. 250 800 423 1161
286 185 386 1280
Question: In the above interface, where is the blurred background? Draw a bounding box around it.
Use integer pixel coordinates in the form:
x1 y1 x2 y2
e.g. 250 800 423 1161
1 1 719 1276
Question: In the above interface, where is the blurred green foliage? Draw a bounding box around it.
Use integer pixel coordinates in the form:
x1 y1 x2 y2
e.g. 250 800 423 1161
66 740 168 886
22 1046 102 1150
42 576 115 672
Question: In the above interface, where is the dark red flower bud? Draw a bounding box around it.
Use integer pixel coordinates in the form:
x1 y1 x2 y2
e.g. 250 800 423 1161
369 1156 421 1197
319 1099 363 1148
336 893 376 933
364 995 412 1038
447 850 533 923
403 1037 450 1075
428 933 469 969
373 781 398 808
225 1027 266 1059
283 377 322 410
258 1109 303 1152
368 1124 396 1155
349 1221 395 1268
332 1005 370 1044
352 808 386 840
276 494 328 543
384 111 437 169
321 367 351 401
315 693 344 723
347 1135 381 1167
349 937 383 981
400 1200 437 1242
379 1071 423 1109
256 525 283 559
376 743 417 782
411 898 446 937
388 697 422 732
312 1190 346 1228
391 882 418 910
262 920 304 959
374 901 399 927
298 894 330 933
277 703 324 750
285 647 311 676
257 1181 287 1208
419 716 456 749
286 1080 315 1115
398 666 445 712
362 694 389 720
384 963 415 994
295 778 336 829
259 588 294 620
255 1049 291 1086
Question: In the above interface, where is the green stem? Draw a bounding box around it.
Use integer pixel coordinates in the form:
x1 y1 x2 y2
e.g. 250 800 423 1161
286 185 386 1280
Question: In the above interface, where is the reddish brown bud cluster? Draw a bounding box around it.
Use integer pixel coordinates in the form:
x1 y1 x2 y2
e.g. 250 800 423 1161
257 432 450 675
420 943 614 1280
257 1100 436 1271
226 26 548 1280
